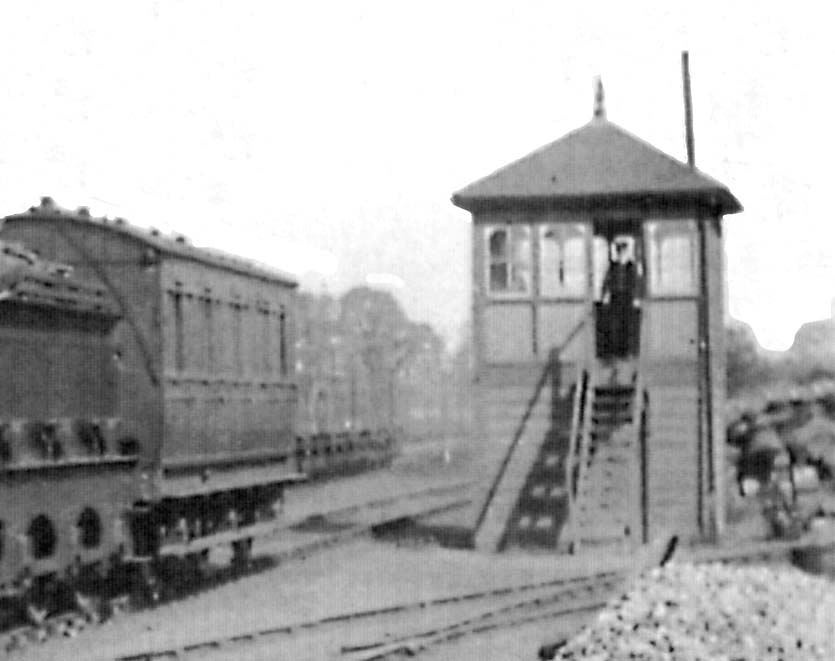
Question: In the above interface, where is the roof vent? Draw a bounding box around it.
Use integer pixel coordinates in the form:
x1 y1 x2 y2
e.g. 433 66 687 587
174 235 188 244
77 206 91 217
40 196 56 209
114 217 126 225
150 228 161 237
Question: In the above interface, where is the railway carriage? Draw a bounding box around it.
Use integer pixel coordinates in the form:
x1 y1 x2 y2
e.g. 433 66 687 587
0 198 400 611
2 198 301 564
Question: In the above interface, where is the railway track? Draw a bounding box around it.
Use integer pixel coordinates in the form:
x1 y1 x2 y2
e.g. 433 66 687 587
0 480 474 657
8 513 832 661
105 538 680 661
113 570 624 661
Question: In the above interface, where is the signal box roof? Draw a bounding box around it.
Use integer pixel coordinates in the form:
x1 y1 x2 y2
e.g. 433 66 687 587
452 116 742 215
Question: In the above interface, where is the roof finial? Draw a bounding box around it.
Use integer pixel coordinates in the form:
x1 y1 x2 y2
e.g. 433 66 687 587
593 76 606 121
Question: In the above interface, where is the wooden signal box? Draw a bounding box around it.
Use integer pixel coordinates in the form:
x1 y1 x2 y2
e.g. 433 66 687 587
453 84 742 551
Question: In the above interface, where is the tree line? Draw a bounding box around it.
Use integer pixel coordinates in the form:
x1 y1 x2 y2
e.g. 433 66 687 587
295 286 472 441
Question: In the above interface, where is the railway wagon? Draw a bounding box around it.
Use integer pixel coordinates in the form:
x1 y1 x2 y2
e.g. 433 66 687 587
1 198 302 568
0 241 135 597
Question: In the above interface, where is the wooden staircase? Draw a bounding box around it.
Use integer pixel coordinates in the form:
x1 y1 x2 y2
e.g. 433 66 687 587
566 367 641 549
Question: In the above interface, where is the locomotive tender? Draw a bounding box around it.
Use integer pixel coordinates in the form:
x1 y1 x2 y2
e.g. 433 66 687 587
0 197 394 606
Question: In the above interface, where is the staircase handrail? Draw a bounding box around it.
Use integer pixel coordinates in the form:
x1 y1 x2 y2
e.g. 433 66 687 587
563 365 588 552
567 366 597 552
630 370 645 543
561 364 587 548
474 316 588 535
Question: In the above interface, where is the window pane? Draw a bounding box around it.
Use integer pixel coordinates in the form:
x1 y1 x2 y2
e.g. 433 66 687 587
486 224 531 295
592 236 610 300
539 223 586 297
509 225 531 293
563 235 586 294
489 229 507 259
490 263 508 291
660 236 694 292
539 227 561 296
646 220 697 295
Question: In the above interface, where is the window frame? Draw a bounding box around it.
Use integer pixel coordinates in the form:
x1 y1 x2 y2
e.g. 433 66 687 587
644 219 699 298
483 223 532 299
537 222 588 299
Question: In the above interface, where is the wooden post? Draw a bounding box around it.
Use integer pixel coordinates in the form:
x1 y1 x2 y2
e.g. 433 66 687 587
682 52 696 168
683 51 722 539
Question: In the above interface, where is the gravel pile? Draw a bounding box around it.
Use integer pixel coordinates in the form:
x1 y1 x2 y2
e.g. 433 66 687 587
551 562 835 660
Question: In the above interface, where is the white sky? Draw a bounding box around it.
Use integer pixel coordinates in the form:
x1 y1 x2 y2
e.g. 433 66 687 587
1 1 832 351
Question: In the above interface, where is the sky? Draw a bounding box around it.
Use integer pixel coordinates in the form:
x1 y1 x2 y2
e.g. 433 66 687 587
0 1 832 351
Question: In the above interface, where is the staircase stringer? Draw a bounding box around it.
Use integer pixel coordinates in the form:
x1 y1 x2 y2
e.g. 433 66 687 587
562 365 587 537
566 368 597 553
627 371 645 544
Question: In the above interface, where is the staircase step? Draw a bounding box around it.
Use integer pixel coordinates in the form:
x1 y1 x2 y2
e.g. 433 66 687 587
590 430 632 442
576 514 631 527
575 525 631 541
602 449 634 459
593 400 631 409
577 481 629 493
592 420 630 430
521 484 568 501
577 493 631 506
595 385 634 395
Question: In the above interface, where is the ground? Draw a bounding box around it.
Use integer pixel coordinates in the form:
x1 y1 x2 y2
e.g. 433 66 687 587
9 438 627 661
12 438 834 661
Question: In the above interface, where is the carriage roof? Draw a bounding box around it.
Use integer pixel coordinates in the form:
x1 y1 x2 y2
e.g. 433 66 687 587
3 198 299 288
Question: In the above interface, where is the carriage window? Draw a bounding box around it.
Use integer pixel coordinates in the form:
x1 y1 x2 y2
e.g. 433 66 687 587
486 225 531 295
260 306 272 374
168 290 185 372
279 307 288 377
645 220 697 295
232 302 243 374
539 223 586 297
202 292 215 371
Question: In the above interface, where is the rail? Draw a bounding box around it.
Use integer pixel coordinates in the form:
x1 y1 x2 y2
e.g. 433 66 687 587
474 316 588 535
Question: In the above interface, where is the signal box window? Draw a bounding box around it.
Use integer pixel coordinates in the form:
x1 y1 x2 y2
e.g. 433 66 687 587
486 225 531 296
539 223 586 297
592 236 611 301
645 220 697 296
